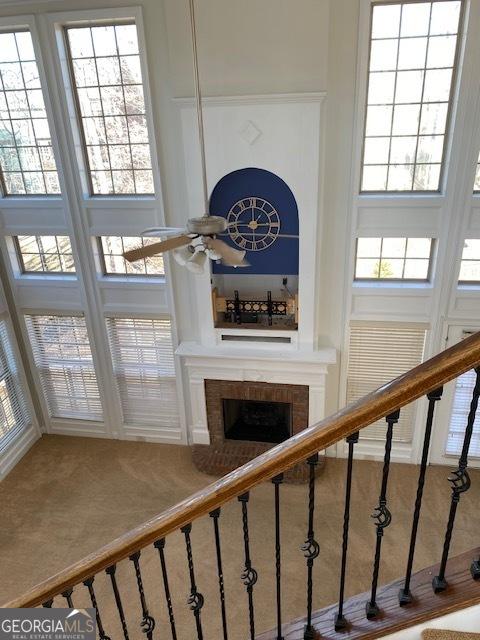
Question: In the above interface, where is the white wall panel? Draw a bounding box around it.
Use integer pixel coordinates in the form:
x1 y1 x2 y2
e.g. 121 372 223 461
99 282 170 315
356 203 442 237
351 291 433 322
14 280 82 312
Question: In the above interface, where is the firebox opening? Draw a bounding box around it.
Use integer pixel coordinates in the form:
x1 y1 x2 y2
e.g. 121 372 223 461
222 398 292 444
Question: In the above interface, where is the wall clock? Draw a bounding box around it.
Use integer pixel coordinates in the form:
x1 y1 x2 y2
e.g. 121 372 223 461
210 167 299 275
227 197 280 252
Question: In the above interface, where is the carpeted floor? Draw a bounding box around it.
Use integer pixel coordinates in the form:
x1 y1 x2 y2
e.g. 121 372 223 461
1 435 480 639
422 633 480 639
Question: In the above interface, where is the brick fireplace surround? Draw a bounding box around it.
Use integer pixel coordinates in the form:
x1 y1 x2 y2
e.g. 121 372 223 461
192 379 321 483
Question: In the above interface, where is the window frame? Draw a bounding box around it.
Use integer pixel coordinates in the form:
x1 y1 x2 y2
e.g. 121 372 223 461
458 238 480 286
474 156 480 194
359 0 466 195
24 312 103 422
61 18 155 198
354 236 435 282
13 234 76 276
0 315 30 447
0 21 62 199
96 235 165 278
105 315 179 428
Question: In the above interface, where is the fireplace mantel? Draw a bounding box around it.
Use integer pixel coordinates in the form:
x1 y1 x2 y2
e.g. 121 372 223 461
176 341 336 445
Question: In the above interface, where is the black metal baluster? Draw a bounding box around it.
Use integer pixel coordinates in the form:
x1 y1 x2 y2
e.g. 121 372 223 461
434 367 480 592
129 551 155 639
335 431 359 631
209 508 228 640
42 600 53 608
106 565 130 640
83 576 111 640
154 538 177 640
62 588 74 608
238 492 257 640
399 387 443 605
181 523 204 640
366 410 399 619
301 454 320 640
272 474 284 640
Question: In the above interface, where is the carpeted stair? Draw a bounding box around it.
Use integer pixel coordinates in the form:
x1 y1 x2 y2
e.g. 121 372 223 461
422 631 480 640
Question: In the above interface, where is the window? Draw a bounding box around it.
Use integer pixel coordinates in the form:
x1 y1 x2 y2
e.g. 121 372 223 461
65 23 154 195
99 236 164 276
361 1 462 192
459 239 480 283
446 365 480 457
0 318 30 445
0 30 60 195
347 323 426 442
475 153 480 192
25 314 102 421
355 237 433 280
106 317 179 427
14 235 75 274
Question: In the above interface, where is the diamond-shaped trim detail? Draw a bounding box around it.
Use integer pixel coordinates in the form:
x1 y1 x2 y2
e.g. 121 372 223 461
239 120 262 146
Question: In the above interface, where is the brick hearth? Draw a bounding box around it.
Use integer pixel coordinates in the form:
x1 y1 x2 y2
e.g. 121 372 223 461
192 379 324 483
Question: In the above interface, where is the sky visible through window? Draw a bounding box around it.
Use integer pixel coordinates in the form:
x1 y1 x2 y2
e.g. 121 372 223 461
0 30 60 195
361 1 462 192
66 24 154 195
355 237 432 280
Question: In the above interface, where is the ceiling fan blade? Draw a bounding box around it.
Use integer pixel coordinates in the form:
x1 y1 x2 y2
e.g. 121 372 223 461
207 238 248 267
142 226 188 237
123 235 192 262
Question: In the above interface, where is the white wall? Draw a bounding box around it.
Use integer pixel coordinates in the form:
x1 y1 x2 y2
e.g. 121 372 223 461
162 0 330 97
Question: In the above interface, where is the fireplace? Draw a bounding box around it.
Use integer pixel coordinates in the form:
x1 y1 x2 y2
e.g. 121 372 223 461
192 378 319 482
223 398 292 443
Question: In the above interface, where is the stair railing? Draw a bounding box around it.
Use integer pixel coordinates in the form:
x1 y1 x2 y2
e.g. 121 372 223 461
5 332 480 640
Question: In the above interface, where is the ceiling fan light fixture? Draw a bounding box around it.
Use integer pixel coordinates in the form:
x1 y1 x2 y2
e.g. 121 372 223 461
186 248 207 274
173 245 194 266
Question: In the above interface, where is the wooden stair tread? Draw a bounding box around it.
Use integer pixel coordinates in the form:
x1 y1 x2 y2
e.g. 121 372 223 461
256 547 480 639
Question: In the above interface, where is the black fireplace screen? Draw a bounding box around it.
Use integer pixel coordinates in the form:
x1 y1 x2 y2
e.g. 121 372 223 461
222 398 292 444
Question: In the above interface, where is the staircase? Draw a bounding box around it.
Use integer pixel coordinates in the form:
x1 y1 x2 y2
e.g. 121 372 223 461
5 333 480 639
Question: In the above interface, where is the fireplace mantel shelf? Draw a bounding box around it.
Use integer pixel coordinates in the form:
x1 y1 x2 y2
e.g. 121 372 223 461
176 341 336 365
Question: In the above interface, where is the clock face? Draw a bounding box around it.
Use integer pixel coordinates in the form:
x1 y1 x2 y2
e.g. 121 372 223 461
226 197 280 252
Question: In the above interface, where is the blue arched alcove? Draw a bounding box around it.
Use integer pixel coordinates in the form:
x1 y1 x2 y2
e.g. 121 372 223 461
209 167 299 275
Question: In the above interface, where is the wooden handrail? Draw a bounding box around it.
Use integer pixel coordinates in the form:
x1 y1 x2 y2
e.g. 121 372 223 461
6 331 480 608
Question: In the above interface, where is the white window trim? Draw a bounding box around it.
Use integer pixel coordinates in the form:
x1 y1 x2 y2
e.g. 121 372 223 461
334 0 480 466
429 322 480 468
0 14 65 204
46 7 163 203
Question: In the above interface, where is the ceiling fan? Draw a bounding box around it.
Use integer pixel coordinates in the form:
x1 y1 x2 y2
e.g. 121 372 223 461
123 0 297 274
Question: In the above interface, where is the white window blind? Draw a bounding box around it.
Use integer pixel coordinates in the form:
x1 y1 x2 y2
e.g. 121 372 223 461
0 318 30 447
446 331 480 457
346 324 427 442
25 314 102 421
106 317 179 428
